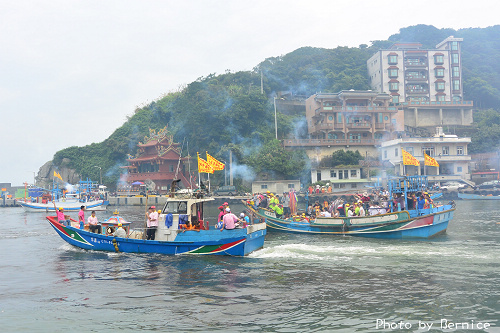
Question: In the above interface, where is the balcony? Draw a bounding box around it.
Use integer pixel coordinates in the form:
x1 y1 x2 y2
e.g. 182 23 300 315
406 88 429 94
346 122 372 129
283 138 381 147
319 106 398 113
400 100 474 107
404 60 428 67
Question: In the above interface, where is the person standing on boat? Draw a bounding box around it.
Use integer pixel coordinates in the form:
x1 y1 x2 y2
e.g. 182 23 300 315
78 206 85 230
282 193 290 218
146 206 159 240
87 211 101 234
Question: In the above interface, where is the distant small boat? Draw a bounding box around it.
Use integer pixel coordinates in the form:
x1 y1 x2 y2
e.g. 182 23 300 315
17 194 108 212
458 193 500 200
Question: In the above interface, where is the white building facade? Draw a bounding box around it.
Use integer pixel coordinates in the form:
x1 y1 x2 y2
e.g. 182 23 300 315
380 128 471 183
310 166 371 192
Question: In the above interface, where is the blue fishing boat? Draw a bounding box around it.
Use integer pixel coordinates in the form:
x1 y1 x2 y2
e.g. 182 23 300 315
458 192 500 200
244 176 454 239
47 195 266 256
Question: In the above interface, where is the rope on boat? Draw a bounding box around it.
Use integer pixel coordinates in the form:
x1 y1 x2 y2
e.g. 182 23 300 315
112 238 120 253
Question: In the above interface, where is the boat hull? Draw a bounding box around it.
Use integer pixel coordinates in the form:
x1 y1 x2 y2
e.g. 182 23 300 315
458 193 500 200
46 217 266 256
245 202 454 239
19 200 108 212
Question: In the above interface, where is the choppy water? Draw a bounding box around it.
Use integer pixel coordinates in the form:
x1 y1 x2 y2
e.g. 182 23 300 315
0 201 499 332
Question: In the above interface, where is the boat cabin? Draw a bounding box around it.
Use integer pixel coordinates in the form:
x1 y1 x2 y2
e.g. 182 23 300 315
155 197 215 241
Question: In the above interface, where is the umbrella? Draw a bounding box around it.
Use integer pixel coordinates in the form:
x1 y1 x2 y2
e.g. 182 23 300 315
131 181 144 185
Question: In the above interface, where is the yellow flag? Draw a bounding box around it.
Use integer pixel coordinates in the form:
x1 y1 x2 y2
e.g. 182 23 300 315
206 152 225 171
402 149 420 166
197 153 214 174
53 171 63 181
424 153 439 167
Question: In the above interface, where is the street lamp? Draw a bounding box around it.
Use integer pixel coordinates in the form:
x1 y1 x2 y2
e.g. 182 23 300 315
273 97 278 140
94 166 102 185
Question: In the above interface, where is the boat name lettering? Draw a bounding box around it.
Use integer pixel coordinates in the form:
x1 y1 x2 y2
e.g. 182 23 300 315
90 237 113 245
264 211 276 218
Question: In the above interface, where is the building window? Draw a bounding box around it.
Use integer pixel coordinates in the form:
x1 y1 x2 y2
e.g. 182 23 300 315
389 82 399 91
384 150 387 159
451 41 458 50
169 164 174 172
406 147 414 155
288 184 295 188
317 171 322 181
434 54 444 64
457 166 463 172
350 170 357 177
344 170 349 179
388 69 398 77
337 114 342 123
330 170 337 178
435 68 445 77
452 66 460 77
388 55 398 64
435 81 445 90
395 148 398 157
378 113 383 123
457 146 464 155
453 79 460 91
437 95 445 102
442 146 449 155
392 95 399 104
351 184 357 189
328 115 333 121
261 184 268 189
452 53 459 64
422 147 434 157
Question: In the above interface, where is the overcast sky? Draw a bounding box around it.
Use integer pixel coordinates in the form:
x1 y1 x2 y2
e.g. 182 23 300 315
1 0 498 186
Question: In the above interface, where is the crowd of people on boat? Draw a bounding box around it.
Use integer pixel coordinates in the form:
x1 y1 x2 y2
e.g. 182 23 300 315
249 188 436 222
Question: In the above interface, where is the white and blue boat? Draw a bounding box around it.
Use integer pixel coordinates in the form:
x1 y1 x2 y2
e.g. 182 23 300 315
244 176 454 239
47 195 266 256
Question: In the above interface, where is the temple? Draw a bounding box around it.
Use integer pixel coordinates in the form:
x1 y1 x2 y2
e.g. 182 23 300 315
121 127 192 193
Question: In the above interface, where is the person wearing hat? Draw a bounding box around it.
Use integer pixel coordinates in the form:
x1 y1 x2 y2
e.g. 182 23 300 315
240 212 250 225
145 206 159 240
221 207 243 231
113 222 127 238
56 207 71 226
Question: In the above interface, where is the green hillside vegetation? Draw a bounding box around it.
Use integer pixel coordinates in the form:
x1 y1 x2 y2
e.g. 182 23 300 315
52 25 500 188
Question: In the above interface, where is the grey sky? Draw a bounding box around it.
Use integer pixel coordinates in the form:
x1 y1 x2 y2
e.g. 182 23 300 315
1 0 498 186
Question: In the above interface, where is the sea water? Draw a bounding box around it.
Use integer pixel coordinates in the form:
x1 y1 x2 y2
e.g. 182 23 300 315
0 201 498 332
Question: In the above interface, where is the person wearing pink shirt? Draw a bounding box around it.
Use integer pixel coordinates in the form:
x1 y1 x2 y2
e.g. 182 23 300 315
87 211 101 233
146 206 159 240
221 208 242 231
78 206 85 229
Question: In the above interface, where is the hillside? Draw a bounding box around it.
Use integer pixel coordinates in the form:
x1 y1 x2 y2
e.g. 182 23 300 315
46 24 500 189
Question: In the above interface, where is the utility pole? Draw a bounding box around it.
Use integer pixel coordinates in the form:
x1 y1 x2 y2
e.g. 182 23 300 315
229 150 233 186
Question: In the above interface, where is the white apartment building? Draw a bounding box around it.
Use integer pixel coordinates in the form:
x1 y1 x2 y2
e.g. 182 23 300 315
380 127 471 183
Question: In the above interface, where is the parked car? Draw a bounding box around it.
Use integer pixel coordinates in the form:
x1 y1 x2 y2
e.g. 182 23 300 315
440 181 467 191
478 180 500 189
213 185 238 196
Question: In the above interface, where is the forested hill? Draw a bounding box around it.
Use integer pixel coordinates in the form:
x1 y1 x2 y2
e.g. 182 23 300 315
50 24 500 188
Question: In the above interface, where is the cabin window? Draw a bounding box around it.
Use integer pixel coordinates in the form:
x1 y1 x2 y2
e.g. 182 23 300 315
163 201 188 214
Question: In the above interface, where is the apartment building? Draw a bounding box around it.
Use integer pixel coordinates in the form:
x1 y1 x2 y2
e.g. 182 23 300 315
367 36 473 132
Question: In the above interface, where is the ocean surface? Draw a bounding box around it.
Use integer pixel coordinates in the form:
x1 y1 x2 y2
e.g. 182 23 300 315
0 201 499 332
